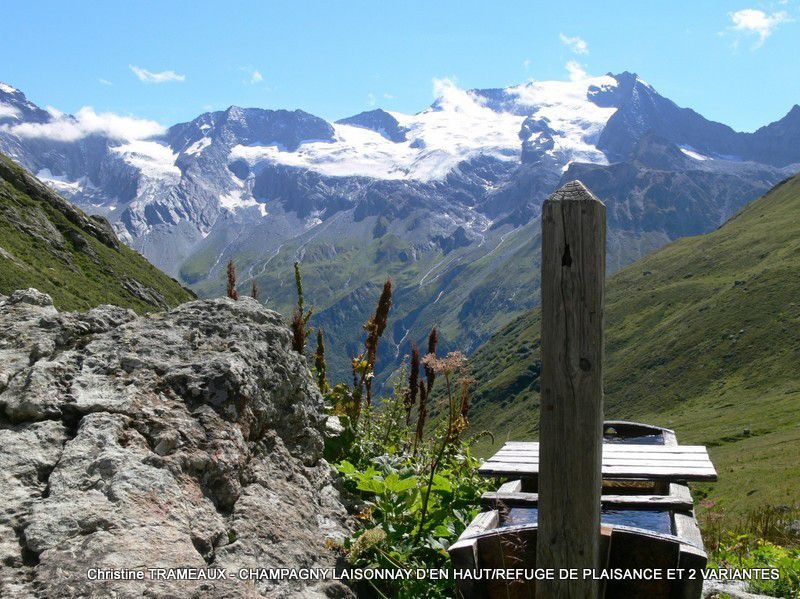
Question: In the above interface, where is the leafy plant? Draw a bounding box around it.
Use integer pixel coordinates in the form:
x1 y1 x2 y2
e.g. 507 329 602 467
325 300 491 597
702 501 800 597
710 533 800 597
333 394 491 597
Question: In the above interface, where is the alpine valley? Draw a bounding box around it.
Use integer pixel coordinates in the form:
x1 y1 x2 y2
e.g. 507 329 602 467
2 74 799 384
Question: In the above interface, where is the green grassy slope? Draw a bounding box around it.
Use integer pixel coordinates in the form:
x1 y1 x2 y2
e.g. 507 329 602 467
0 154 194 312
468 173 800 514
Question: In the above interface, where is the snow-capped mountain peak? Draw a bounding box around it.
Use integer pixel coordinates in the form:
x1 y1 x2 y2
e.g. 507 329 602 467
229 75 628 183
1 71 799 280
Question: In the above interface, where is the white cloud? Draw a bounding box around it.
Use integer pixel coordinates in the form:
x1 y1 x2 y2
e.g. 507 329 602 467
383 92 394 99
430 77 493 117
367 92 376 106
565 60 588 81
99 78 113 86
1 106 166 142
432 77 470 108
238 67 264 85
0 104 21 119
523 58 532 70
729 9 790 47
129 65 186 83
559 33 589 55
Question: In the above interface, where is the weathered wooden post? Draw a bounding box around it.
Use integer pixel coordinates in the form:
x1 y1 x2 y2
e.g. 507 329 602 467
536 180 605 598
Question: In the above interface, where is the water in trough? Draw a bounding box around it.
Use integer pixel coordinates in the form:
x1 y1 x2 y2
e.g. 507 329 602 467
503 508 673 535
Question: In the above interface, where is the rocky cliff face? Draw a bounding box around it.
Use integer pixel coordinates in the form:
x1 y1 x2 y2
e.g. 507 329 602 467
0 289 352 598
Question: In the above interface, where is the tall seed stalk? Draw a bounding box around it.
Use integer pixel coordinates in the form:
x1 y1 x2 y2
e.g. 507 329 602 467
226 260 239 300
291 261 313 354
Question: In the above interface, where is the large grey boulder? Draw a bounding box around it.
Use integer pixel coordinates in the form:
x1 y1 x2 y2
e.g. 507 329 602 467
0 289 352 598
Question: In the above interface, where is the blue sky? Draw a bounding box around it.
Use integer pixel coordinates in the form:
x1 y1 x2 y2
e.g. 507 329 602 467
1 0 798 131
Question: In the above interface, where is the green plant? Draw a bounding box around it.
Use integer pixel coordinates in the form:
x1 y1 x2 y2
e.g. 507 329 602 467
341 389 488 598
291 261 313 354
710 533 800 597
701 501 800 597
322 288 490 597
414 351 470 543
333 389 491 598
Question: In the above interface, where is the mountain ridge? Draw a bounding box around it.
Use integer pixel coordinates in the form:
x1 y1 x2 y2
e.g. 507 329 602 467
2 74 798 385
0 153 194 312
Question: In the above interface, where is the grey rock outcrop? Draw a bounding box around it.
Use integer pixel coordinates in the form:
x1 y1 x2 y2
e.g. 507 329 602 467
0 289 352 598
703 579 777 598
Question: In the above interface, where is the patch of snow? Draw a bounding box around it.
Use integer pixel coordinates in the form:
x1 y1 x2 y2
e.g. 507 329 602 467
112 140 181 181
0 103 21 119
219 191 268 216
305 210 323 229
679 145 710 161
36 168 88 195
506 75 619 165
184 137 211 156
230 75 618 182
0 83 18 94
229 172 245 188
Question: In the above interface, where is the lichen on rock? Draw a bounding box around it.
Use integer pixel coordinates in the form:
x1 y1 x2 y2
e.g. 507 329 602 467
0 289 352 598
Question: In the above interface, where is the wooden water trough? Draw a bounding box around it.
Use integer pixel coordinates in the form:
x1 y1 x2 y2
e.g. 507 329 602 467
449 182 717 598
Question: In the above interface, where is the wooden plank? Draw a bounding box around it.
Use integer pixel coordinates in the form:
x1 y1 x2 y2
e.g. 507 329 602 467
449 510 498 599
481 462 717 478
496 479 523 493
456 509 500 541
485 456 713 468
492 456 711 466
494 453 710 462
502 442 709 453
669 483 693 503
477 527 538 599
483 460 717 474
481 491 694 510
605 528 681 598
480 461 717 481
497 445 708 456
494 447 710 457
536 180 605 599
676 543 707 599
673 511 705 550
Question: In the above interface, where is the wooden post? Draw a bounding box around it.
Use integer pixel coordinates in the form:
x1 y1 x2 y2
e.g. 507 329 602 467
536 180 606 598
